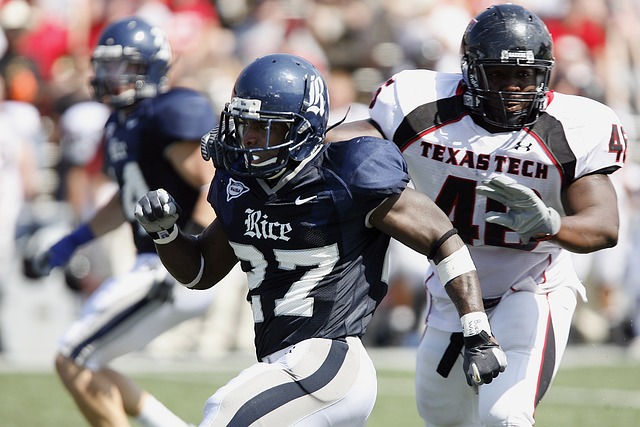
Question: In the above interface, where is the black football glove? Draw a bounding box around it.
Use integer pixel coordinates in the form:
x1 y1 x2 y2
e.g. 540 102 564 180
463 331 508 386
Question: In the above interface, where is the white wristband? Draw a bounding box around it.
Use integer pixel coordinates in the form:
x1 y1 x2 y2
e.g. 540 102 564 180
461 312 492 337
153 225 179 245
435 245 476 285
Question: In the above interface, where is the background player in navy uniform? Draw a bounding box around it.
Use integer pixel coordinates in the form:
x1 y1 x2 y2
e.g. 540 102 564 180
134 53 506 426
327 4 626 427
25 17 217 427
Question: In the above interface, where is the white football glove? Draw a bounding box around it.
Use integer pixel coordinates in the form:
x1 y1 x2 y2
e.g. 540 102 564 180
134 189 182 241
476 175 561 243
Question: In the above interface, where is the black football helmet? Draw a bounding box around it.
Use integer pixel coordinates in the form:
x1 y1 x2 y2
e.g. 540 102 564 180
90 17 171 109
461 4 554 129
214 53 329 179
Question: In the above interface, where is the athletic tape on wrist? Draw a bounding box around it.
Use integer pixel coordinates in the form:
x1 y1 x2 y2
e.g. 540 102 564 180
461 312 492 337
183 254 205 289
435 245 476 286
151 225 179 244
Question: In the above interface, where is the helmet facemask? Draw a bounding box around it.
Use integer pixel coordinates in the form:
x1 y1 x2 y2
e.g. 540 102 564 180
464 58 552 129
217 97 314 179
91 55 147 108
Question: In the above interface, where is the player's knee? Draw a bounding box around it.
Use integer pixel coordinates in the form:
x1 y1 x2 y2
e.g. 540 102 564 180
55 353 70 376
55 353 85 388
55 353 74 386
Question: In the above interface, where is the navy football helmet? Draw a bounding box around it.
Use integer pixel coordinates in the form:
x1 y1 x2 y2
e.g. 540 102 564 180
90 17 171 109
461 4 554 129
214 53 329 179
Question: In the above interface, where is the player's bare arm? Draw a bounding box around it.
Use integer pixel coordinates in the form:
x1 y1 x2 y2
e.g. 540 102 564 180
165 140 214 189
368 187 484 316
135 190 237 289
369 186 506 385
153 220 237 290
87 191 127 236
557 173 619 253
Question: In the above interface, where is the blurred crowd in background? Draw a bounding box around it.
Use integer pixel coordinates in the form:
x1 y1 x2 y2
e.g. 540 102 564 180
2 0 640 363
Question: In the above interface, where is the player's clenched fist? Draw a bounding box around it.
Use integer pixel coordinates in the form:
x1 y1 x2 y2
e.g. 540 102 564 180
135 189 182 243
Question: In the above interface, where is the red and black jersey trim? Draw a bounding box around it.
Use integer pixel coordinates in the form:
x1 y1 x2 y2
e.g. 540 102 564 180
527 114 577 189
535 310 556 407
392 95 466 151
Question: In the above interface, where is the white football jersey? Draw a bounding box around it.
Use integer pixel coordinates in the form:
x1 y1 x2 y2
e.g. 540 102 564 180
370 69 627 307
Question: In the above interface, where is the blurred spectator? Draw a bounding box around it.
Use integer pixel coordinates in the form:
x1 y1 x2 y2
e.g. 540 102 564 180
0 0 42 105
327 67 369 126
624 158 640 357
307 0 381 70
571 165 635 344
549 34 604 100
233 0 328 70
0 73 42 350
543 0 608 100
601 0 640 114
543 0 608 59
382 0 472 72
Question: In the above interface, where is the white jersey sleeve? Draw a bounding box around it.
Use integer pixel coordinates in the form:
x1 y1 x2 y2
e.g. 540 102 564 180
544 92 626 178
369 69 463 141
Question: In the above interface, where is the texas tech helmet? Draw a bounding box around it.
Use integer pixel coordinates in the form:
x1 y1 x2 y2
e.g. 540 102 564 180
461 4 554 129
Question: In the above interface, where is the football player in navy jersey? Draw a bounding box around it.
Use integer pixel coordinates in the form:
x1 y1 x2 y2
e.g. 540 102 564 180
327 4 626 427
25 17 218 427
135 53 506 426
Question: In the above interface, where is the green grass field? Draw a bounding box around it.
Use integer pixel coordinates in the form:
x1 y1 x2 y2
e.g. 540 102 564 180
1 350 639 426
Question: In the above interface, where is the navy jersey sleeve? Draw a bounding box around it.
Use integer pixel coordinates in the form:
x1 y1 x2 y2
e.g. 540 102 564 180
151 88 217 141
328 136 410 214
